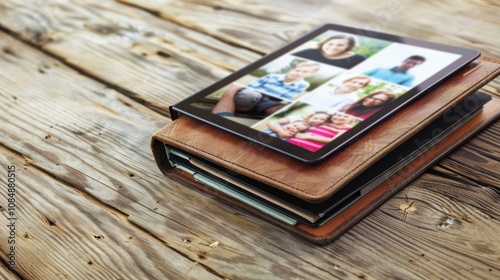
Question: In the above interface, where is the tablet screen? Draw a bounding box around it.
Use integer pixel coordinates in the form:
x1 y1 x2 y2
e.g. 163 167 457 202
172 24 479 163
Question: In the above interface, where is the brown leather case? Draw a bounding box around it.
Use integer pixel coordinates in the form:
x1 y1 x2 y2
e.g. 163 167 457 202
151 57 500 243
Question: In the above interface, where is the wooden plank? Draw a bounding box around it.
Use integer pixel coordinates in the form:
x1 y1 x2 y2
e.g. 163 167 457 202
119 0 500 97
121 0 318 54
0 0 261 116
376 174 500 277
0 261 20 280
1 30 499 279
433 122 500 187
0 150 221 280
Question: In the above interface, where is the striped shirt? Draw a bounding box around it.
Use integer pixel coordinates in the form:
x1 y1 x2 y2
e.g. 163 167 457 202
247 74 309 100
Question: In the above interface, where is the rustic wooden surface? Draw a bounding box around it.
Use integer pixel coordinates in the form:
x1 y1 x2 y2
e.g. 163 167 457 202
0 0 499 279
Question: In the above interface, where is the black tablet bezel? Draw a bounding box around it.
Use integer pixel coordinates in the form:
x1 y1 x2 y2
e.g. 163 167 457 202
172 24 480 163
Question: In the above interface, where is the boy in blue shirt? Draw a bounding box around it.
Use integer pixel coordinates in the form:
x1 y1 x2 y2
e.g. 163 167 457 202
247 61 320 100
363 55 425 87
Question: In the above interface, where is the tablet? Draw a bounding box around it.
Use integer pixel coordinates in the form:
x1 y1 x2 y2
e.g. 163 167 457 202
170 24 479 163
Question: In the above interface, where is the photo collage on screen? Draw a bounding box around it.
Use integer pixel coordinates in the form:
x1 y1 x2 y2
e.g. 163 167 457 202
206 30 461 152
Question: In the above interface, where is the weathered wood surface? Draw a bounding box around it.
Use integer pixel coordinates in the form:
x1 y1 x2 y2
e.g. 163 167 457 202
119 0 500 56
0 0 499 279
0 261 20 280
0 32 361 279
0 151 220 280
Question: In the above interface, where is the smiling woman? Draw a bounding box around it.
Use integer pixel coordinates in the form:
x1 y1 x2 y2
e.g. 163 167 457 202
292 34 367 68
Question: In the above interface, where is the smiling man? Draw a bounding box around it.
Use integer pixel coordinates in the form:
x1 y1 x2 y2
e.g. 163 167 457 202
363 55 426 87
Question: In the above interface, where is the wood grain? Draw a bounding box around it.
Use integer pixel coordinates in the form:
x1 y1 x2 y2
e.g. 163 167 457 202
0 261 20 280
119 0 500 57
0 0 260 116
0 151 221 280
0 0 499 279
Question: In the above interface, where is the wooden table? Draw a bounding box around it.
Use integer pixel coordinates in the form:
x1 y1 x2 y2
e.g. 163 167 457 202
0 1 498 279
